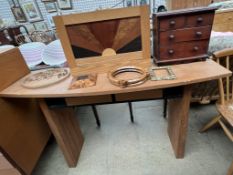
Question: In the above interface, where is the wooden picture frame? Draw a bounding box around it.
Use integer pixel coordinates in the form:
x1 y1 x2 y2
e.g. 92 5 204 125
54 6 150 76
44 2 57 13
21 0 43 22
57 0 72 10
11 6 27 23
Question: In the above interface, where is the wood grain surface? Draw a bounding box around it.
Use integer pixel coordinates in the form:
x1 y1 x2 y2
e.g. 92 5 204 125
227 161 233 175
66 17 141 56
0 98 51 174
167 85 192 158
165 0 213 10
0 48 30 91
39 99 84 167
54 6 150 76
213 8 233 32
0 60 231 98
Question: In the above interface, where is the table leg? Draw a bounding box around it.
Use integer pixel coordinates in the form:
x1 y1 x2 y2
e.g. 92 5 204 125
167 85 192 158
227 161 233 175
38 99 84 167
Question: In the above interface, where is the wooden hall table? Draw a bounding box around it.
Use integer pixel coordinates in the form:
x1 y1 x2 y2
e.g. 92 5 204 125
0 59 231 167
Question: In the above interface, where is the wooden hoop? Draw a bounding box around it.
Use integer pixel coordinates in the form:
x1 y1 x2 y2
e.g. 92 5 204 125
108 66 149 88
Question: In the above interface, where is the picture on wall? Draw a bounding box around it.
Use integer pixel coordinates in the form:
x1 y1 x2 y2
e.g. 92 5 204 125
13 0 20 6
140 0 148 5
47 13 57 28
44 2 57 13
21 1 43 22
34 22 48 31
124 0 133 7
11 6 27 22
8 0 15 7
57 0 72 9
131 0 148 5
24 23 36 34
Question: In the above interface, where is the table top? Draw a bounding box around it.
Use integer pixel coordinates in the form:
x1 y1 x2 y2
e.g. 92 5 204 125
0 59 231 98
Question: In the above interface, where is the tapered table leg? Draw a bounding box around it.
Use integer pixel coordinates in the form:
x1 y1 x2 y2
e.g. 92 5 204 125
167 85 192 158
39 99 84 167
227 161 233 175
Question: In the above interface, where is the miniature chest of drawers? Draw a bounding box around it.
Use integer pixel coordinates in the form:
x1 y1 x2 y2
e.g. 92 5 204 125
153 7 217 65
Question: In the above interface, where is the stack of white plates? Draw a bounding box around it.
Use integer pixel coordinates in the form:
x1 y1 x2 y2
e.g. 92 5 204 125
19 42 46 67
0 45 15 54
42 40 66 66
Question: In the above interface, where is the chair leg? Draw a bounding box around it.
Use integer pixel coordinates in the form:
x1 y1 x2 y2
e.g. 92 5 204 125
199 115 221 133
128 102 134 123
219 119 233 142
163 98 167 118
91 105 101 127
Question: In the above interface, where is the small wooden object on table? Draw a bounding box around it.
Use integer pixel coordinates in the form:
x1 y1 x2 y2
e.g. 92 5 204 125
54 5 150 76
108 66 149 88
153 6 217 65
69 74 97 89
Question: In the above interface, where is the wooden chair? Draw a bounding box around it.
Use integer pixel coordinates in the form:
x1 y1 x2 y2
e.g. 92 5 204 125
200 48 233 141
15 33 32 45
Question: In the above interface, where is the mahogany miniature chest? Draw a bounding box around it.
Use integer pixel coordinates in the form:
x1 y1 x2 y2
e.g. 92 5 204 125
153 7 217 65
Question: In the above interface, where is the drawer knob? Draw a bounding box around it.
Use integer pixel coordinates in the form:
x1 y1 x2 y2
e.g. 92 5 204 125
193 46 199 51
169 20 176 26
196 31 202 37
197 17 203 23
168 49 174 54
169 34 175 40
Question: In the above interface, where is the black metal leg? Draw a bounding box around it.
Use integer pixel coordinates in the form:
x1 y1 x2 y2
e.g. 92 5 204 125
163 98 167 118
91 105 101 127
128 102 134 123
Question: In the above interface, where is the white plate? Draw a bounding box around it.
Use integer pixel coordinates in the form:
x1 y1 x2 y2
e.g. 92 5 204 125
19 42 46 67
42 40 66 66
0 45 15 53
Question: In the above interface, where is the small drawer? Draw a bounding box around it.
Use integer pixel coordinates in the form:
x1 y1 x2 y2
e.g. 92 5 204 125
159 40 209 60
159 16 185 31
115 89 163 102
186 12 215 27
65 95 112 106
159 26 212 45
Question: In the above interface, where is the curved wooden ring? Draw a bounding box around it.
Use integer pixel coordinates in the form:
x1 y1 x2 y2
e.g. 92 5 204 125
108 66 149 88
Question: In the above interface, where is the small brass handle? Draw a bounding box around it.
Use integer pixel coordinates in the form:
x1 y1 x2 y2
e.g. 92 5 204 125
193 46 199 51
197 17 203 23
169 34 175 40
169 20 176 26
196 31 202 37
168 49 174 54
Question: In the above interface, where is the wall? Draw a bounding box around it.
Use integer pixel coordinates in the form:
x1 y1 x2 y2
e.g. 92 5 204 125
0 0 165 31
